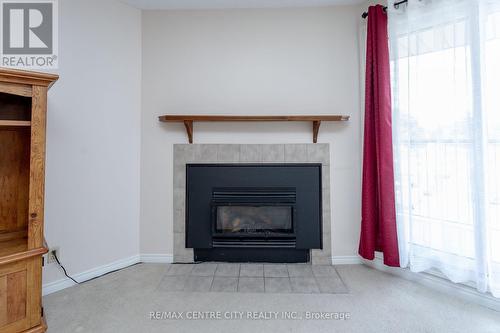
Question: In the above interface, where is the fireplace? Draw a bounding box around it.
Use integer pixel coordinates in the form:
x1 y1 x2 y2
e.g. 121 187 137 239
186 164 322 263
212 188 296 248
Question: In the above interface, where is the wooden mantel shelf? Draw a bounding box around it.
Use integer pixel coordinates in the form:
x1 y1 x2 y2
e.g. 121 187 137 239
158 115 350 143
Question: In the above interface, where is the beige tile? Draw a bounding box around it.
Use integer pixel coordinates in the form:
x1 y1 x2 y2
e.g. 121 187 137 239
183 276 214 292
311 255 332 265
165 264 193 276
173 144 195 165
238 277 264 293
322 188 331 213
240 145 262 162
215 264 240 277
173 208 185 233
264 264 288 278
157 276 186 292
312 265 339 278
261 144 284 162
287 264 313 277
217 144 240 162
173 254 194 263
211 277 238 292
173 163 186 189
322 164 330 189
194 144 218 162
190 263 217 276
322 209 331 235
240 264 264 277
321 232 332 253
307 143 330 164
265 278 292 293
290 277 320 293
173 188 185 211
284 144 308 162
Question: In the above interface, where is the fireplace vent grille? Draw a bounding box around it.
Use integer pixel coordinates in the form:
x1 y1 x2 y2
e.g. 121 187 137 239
212 239 296 248
212 188 296 203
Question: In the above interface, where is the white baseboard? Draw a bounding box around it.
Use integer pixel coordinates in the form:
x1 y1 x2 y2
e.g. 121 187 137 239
42 253 175 296
331 255 362 265
362 256 500 312
42 255 141 296
140 253 173 263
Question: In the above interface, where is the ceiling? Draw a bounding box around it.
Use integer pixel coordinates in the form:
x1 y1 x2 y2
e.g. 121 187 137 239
121 0 365 10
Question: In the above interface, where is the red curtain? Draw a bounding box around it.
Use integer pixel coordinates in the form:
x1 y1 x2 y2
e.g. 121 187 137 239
359 5 400 267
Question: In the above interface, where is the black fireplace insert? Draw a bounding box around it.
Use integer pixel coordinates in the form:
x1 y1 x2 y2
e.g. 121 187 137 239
186 164 322 262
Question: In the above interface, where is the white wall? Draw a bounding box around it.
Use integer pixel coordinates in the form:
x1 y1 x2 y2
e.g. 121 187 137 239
43 0 142 286
141 6 363 259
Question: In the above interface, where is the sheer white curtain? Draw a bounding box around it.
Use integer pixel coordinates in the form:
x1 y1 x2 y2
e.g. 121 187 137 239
388 0 500 297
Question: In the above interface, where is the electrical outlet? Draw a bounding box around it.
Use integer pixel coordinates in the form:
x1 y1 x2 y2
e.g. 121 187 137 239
46 247 59 264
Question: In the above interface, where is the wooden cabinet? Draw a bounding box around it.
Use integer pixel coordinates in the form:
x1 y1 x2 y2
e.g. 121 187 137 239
0 68 58 333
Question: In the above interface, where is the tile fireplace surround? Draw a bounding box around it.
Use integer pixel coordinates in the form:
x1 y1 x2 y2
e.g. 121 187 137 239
173 144 332 265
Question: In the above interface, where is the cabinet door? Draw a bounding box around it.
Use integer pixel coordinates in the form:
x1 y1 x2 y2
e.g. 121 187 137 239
0 260 30 332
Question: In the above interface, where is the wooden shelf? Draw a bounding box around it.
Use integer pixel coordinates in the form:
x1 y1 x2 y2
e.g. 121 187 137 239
158 115 350 143
0 120 31 128
0 237 48 265
0 238 28 258
0 237 48 266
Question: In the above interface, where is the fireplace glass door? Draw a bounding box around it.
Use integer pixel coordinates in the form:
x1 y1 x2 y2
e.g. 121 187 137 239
211 187 296 238
215 205 293 235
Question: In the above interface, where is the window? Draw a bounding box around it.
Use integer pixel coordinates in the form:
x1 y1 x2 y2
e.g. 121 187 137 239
389 0 500 296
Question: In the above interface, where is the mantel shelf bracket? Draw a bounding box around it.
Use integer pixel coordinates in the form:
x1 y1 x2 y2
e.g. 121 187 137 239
183 120 194 144
312 120 321 144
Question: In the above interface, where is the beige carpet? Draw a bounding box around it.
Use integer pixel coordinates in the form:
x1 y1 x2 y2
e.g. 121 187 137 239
43 263 500 332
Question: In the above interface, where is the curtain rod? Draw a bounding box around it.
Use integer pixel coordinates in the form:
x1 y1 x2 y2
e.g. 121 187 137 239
362 0 408 18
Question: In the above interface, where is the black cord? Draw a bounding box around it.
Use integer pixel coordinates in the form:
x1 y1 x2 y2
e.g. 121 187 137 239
52 251 142 285
53 252 80 285
83 262 141 284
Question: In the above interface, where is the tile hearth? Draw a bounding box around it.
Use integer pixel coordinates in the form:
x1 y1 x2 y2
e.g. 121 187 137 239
157 263 348 294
